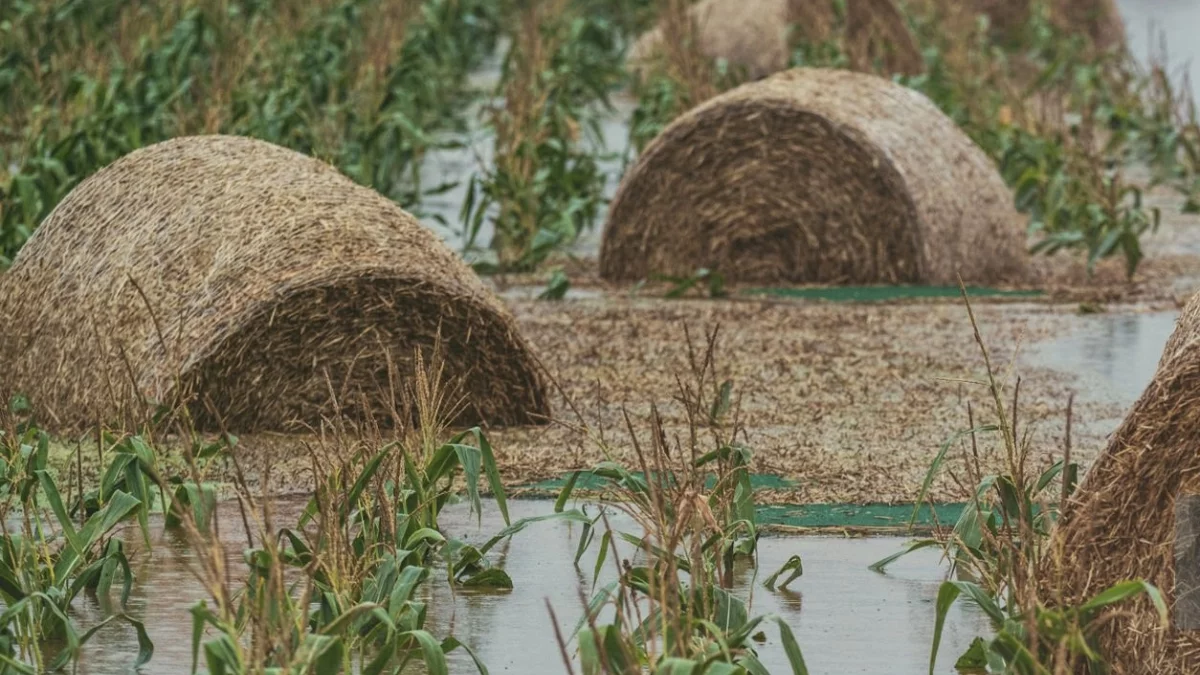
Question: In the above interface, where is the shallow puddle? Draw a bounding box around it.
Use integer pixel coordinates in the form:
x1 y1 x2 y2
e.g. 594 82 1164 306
1027 310 1178 408
67 499 989 674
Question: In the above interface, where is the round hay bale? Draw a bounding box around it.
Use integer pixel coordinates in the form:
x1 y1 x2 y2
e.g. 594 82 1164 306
626 0 921 83
600 68 1028 285
0 136 549 432
1050 296 1200 672
627 0 797 82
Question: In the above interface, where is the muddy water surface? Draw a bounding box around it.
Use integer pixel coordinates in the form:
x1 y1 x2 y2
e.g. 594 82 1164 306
70 499 988 675
64 7 1200 672
1028 309 1179 408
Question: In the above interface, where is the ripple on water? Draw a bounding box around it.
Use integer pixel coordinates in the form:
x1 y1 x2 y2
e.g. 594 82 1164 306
69 500 988 675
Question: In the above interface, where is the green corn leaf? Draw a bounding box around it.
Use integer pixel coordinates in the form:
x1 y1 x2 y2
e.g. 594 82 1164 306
1080 579 1168 626
400 629 449 675
869 539 941 573
555 471 581 513
930 581 962 675
911 425 998 527
764 554 804 590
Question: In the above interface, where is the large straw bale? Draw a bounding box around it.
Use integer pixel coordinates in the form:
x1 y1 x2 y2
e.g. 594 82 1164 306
626 0 921 82
600 68 1027 285
1050 295 1200 673
0 136 548 432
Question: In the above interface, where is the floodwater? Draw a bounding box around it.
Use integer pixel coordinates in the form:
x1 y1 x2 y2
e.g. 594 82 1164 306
67 500 989 675
1027 310 1178 407
56 6 1200 673
1117 0 1200 101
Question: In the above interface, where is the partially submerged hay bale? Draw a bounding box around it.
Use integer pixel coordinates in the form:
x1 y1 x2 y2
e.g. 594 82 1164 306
1050 295 1200 673
0 136 548 432
600 68 1028 285
627 0 795 82
626 0 921 83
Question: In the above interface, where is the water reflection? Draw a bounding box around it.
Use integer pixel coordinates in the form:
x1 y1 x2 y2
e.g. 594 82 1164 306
1029 311 1178 407
68 499 987 674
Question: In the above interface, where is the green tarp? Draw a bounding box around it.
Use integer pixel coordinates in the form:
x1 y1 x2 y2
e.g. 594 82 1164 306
757 503 966 529
743 286 1043 302
520 472 966 530
524 472 796 492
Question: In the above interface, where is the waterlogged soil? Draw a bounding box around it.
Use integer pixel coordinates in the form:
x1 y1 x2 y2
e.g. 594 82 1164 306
20 0 1200 512
204 300 1183 509
68 500 989 675
486 300 1179 505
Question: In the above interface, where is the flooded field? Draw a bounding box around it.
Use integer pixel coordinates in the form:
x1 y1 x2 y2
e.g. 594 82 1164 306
1029 309 1179 407
8 0 1200 673
70 500 988 675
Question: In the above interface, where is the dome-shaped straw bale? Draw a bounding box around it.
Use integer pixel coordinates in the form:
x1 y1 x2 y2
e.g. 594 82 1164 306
626 0 921 83
0 136 548 432
600 68 1028 285
627 0 796 82
1049 295 1200 673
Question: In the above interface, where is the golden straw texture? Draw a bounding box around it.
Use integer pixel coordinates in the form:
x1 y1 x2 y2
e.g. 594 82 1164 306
1051 295 1200 673
0 136 549 432
601 68 1028 284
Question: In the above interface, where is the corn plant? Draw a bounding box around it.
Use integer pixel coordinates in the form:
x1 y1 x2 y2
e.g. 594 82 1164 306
0 416 154 672
460 0 624 271
872 288 1165 673
176 349 586 673
625 0 733 154
930 578 1165 675
897 3 1172 278
0 0 502 266
545 327 807 673
554 425 806 674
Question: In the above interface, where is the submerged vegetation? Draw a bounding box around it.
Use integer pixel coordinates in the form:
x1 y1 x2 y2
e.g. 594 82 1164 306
2 0 1196 274
0 335 817 673
0 356 591 673
873 290 1166 673
2 0 1198 673
0 0 501 266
